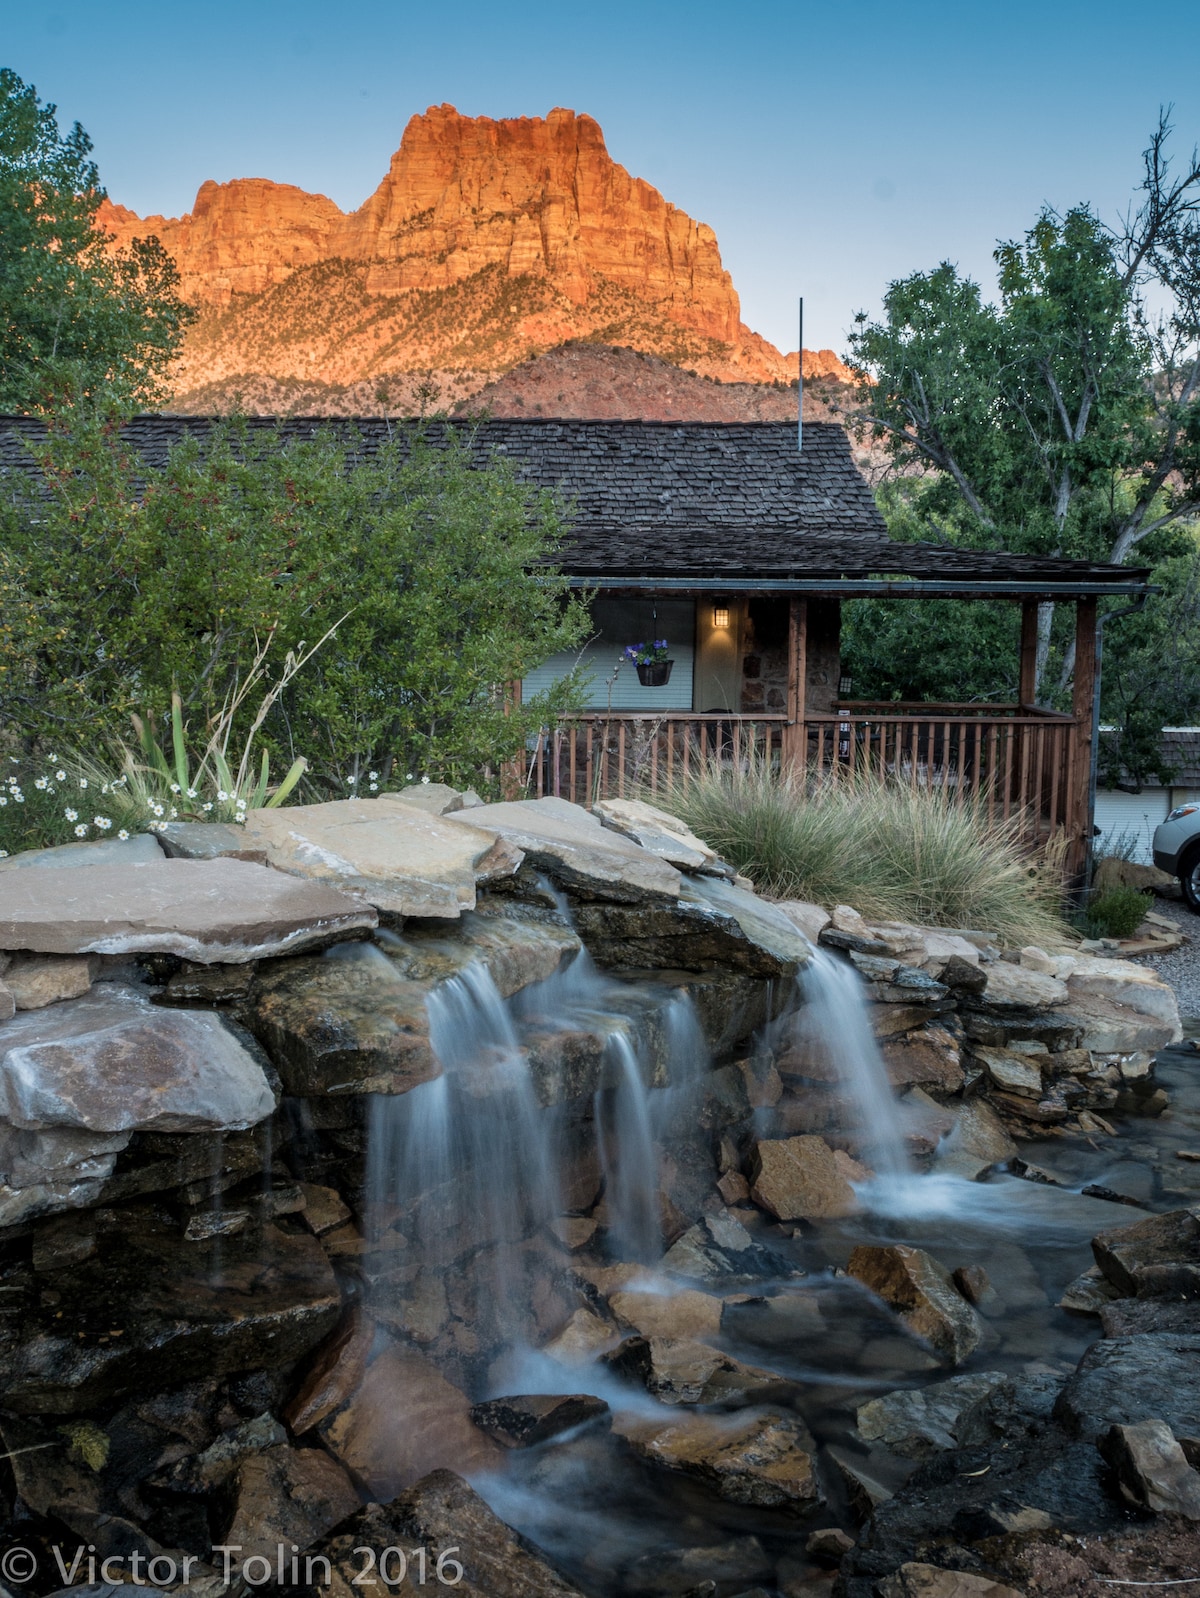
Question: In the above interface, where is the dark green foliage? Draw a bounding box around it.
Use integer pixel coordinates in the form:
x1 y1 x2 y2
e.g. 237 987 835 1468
0 414 591 790
1084 885 1152 940
0 69 191 411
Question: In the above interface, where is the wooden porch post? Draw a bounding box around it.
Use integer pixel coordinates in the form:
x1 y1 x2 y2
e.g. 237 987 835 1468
1067 598 1098 883
1018 600 1039 707
782 598 808 772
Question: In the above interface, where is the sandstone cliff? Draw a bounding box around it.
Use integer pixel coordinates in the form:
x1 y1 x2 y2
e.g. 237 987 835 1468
101 105 850 410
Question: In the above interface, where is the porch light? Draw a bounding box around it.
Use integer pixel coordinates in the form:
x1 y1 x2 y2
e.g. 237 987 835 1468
712 604 730 629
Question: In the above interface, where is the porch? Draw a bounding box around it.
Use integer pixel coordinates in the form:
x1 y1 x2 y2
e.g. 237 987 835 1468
521 593 1101 877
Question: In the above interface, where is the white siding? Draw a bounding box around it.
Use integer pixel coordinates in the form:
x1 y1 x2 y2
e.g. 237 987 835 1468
522 598 696 713
1094 787 1171 864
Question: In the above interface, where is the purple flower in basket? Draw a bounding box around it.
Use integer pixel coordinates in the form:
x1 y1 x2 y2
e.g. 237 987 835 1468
623 639 671 666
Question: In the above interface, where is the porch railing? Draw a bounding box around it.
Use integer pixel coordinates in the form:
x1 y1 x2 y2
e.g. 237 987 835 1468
524 704 1077 837
803 707 1077 836
523 713 786 805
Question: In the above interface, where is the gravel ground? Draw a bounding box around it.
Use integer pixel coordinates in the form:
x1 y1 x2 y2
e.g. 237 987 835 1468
1130 894 1200 1025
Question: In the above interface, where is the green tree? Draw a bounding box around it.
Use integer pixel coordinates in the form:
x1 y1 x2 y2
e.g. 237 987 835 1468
0 68 191 411
844 115 1200 717
0 415 590 788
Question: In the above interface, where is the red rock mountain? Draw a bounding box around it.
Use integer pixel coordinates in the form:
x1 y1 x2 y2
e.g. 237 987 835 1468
100 105 848 413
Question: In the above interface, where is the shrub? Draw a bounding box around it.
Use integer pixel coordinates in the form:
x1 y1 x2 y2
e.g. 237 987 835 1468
664 757 1070 946
0 753 130 858
1084 886 1151 940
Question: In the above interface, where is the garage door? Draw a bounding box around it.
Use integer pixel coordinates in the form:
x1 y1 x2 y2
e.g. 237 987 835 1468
1094 788 1171 864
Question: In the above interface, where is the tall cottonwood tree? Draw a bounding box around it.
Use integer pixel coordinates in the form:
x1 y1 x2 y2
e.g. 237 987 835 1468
0 68 191 411
844 114 1200 710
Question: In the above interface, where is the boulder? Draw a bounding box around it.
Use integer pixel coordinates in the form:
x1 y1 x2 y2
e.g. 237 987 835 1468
0 985 276 1135
0 1208 339 1413
0 856 377 961
972 1046 1044 1099
469 1393 609 1447
1054 1334 1200 1447
933 1100 1017 1180
392 782 471 815
311 1468 585 1597
978 961 1069 1011
808 1527 855 1563
0 832 164 871
750 1135 858 1221
1093 855 1178 898
1091 1208 1200 1297
162 796 521 919
1056 995 1180 1054
776 900 831 943
1064 955 1182 1038
880 1026 965 1094
1058 1267 1120 1314
592 797 725 872
299 1182 353 1236
285 1310 376 1434
446 796 680 903
540 1306 618 1366
221 1442 362 1559
319 1342 500 1497
879 1566 1028 1598
856 1371 1010 1457
602 1335 788 1406
1100 1419 1200 1517
571 886 808 977
848 1245 984 1365
614 1408 821 1511
4 955 94 1010
609 1287 724 1341
659 1211 787 1283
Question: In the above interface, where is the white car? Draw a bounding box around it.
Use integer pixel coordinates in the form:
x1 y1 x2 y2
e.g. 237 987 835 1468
1153 802 1200 911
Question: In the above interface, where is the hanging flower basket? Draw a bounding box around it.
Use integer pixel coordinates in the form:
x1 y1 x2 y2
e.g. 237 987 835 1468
635 659 674 687
624 640 672 686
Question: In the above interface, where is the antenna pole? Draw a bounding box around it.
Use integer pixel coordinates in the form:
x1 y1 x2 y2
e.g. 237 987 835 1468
797 296 804 452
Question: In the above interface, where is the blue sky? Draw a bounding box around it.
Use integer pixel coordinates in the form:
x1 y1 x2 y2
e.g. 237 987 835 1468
7 0 1200 352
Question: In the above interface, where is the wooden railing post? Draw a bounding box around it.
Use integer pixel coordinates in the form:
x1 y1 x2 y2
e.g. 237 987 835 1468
782 598 808 774
1068 599 1098 884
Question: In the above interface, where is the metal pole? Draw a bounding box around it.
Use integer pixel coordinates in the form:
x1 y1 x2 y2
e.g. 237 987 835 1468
797 296 804 452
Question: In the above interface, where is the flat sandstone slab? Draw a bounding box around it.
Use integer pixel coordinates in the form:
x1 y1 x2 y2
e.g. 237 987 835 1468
0 857 377 962
161 796 522 918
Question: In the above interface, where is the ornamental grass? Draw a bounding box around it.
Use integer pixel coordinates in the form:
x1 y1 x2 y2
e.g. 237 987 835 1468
664 755 1071 947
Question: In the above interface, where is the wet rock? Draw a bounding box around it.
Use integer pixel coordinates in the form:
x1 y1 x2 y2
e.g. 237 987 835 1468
220 1440 362 1558
319 1341 500 1497
660 1211 791 1283
1056 995 1179 1054
4 955 94 1010
592 797 726 873
447 795 678 904
856 1372 1010 1457
807 1527 854 1564
878 1566 1027 1598
470 1393 609 1447
609 1287 723 1340
615 1408 821 1510
938 955 988 995
826 1446 909 1520
0 985 276 1133
0 856 377 960
550 1215 598 1252
1058 1267 1120 1314
933 1100 1017 1180
0 1207 340 1413
540 1306 617 1365
299 1182 352 1236
159 1410 287 1490
626 1535 772 1598
1091 1207 1200 1297
865 967 952 1005
166 796 522 919
879 1027 964 1095
971 1047 1043 1099
1100 1419 1200 1517
1054 1334 1200 1446
749 1135 858 1221
313 1468 584 1597
848 1246 984 1365
1099 1299 1200 1336
285 1310 376 1436
869 1004 951 1041
602 1335 788 1406
718 1170 752 1204
0 1123 130 1228
248 953 438 1096
574 879 810 978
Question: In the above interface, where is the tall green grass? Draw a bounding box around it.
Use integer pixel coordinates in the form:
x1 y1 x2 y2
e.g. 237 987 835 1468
664 758 1070 947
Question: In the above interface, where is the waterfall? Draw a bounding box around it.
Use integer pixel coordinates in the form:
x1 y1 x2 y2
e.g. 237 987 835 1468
595 1030 661 1263
793 947 911 1183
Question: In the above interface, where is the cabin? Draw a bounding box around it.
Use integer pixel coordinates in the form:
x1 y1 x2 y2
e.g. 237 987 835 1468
0 413 1151 881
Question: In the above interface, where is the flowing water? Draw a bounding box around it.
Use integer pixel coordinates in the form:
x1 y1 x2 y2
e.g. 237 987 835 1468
360 933 1200 1597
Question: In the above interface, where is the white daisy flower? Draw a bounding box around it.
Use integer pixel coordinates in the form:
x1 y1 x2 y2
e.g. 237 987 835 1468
55 770 66 781
117 829 129 841
64 807 78 821
94 816 112 830
73 824 88 837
